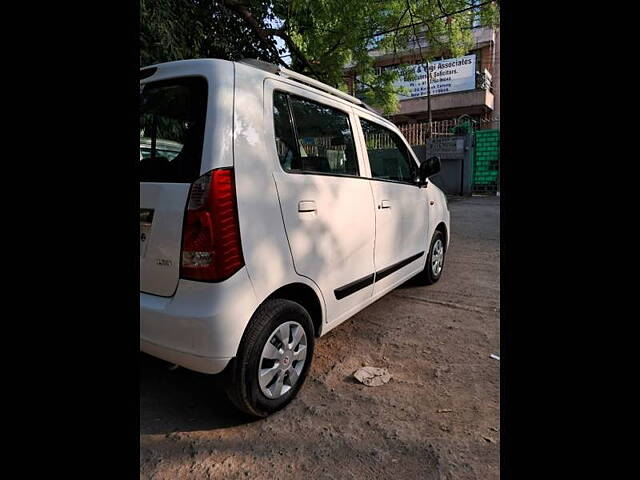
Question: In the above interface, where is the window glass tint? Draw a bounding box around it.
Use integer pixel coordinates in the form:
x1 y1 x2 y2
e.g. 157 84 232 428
273 92 298 170
273 94 359 176
360 119 417 183
139 77 207 183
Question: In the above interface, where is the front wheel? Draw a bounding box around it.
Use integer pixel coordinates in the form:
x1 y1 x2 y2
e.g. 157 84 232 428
415 230 446 285
224 299 315 417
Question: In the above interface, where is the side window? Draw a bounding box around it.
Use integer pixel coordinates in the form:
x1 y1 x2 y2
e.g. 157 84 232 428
360 118 417 183
272 92 359 176
273 92 298 170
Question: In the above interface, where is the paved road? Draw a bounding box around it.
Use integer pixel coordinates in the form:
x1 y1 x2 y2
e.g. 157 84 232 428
140 195 500 479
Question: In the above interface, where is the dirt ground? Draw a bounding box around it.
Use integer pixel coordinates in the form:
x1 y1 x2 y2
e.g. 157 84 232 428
140 195 500 479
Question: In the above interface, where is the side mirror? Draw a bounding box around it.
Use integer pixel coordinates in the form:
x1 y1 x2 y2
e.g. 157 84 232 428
419 156 441 185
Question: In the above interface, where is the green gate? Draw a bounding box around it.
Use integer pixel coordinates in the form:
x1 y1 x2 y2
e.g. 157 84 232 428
472 129 500 194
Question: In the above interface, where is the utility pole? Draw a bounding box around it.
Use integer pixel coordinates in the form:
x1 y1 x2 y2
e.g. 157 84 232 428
426 59 432 140
407 1 432 141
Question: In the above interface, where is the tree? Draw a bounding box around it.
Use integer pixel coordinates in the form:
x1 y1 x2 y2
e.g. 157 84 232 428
140 0 499 114
140 0 281 66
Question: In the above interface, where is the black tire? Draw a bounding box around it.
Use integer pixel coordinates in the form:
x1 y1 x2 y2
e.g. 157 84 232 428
415 230 447 285
225 299 315 417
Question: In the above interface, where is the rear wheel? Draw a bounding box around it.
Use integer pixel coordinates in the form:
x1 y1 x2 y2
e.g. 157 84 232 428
225 299 315 417
415 230 446 285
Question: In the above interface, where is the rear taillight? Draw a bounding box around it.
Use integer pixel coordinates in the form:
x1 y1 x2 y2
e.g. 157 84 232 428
180 168 244 282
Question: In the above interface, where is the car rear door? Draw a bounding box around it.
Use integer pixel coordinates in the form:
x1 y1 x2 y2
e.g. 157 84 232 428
266 80 376 326
139 76 209 297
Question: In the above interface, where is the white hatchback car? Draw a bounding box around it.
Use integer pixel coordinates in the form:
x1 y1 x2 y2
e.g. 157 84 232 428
140 58 450 417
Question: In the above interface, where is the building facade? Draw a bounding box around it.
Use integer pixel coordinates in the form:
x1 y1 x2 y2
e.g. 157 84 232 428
345 25 500 195
346 26 500 131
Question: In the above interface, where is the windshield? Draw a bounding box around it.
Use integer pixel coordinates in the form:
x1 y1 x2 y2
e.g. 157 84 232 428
139 76 207 183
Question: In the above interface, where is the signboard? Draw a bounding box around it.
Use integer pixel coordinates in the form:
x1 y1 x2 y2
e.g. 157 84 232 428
394 54 476 99
426 136 466 160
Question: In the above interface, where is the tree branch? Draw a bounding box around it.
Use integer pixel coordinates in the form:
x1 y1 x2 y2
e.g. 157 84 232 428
324 35 345 58
369 0 495 39
217 0 321 79
391 5 410 58
275 28 320 78
355 78 405 98
355 78 379 91
217 0 287 66
436 0 449 16
413 7 449 53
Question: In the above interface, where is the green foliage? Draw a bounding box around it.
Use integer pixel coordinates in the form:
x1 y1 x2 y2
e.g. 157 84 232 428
140 0 202 66
140 0 499 114
140 0 281 66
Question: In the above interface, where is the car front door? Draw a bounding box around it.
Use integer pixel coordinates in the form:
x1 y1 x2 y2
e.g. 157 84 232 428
355 115 429 295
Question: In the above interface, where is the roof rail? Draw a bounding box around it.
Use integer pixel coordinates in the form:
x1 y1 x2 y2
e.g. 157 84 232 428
238 58 378 114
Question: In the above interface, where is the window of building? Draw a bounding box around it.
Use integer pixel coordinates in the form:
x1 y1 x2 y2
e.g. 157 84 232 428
359 118 417 184
467 49 481 71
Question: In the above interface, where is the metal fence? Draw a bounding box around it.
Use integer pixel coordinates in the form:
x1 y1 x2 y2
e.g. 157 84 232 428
396 118 499 146
395 117 500 196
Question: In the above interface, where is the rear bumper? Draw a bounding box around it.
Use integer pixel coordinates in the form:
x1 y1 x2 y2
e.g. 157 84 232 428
140 267 258 374
140 338 233 374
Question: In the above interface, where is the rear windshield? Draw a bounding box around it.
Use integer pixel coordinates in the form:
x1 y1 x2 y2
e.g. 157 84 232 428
139 76 207 183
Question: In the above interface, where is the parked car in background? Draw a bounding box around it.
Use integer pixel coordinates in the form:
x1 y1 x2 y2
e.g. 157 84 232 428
139 58 450 417
140 137 183 162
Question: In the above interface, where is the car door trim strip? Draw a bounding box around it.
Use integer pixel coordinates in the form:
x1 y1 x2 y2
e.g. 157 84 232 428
333 251 425 300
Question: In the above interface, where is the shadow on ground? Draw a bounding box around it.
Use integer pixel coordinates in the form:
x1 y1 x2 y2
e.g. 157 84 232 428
139 353 257 435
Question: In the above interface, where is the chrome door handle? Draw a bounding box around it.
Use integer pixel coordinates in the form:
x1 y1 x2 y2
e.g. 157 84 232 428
380 200 391 209
298 200 317 213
